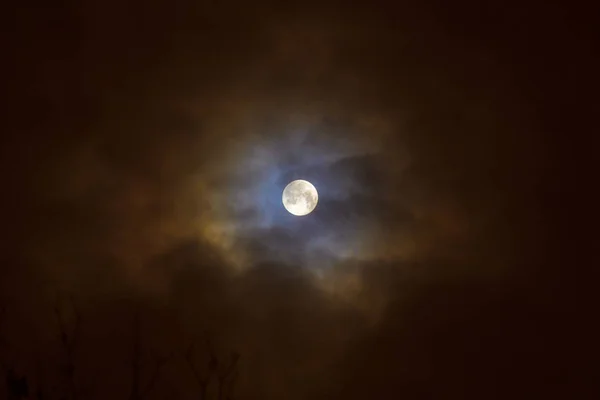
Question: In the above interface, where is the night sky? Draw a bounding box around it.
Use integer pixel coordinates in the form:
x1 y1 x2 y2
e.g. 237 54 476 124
1 1 597 399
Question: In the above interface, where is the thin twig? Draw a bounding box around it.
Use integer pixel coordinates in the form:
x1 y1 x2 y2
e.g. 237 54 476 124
184 342 210 400
141 353 172 399
129 310 141 400
68 295 81 351
129 309 171 400
54 294 81 400
217 352 240 400
226 370 239 400
0 304 6 371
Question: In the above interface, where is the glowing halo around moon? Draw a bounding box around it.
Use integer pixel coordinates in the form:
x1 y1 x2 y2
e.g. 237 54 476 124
282 180 318 216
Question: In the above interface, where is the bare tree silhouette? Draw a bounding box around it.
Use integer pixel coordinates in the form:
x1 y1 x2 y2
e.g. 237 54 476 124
185 334 240 400
2 300 241 399
6 368 29 400
2 305 30 400
33 352 46 400
129 308 171 400
54 294 82 400
217 351 240 400
184 340 212 400
0 303 5 371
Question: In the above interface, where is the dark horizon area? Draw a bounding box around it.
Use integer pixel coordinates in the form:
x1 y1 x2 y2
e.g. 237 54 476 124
1 1 597 399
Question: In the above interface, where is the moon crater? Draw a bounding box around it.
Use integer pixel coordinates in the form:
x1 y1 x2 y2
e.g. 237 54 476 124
282 180 318 216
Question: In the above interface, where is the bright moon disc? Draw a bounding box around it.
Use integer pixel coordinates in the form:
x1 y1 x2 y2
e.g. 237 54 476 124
282 180 318 216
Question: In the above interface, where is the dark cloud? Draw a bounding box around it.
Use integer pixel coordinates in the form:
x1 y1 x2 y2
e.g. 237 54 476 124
1 0 595 399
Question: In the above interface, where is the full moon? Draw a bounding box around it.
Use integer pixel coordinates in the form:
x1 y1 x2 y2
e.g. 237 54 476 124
282 180 318 216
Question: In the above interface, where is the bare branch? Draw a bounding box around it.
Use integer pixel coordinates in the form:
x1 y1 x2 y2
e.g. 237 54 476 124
129 309 171 400
141 353 172 399
54 305 66 345
206 336 219 373
226 370 239 400
0 304 6 371
186 333 241 400
69 295 81 350
223 352 240 379
33 350 45 400
54 294 81 400
54 295 80 353
184 344 202 384
6 368 29 400
217 352 240 400
184 342 210 400
129 309 141 400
